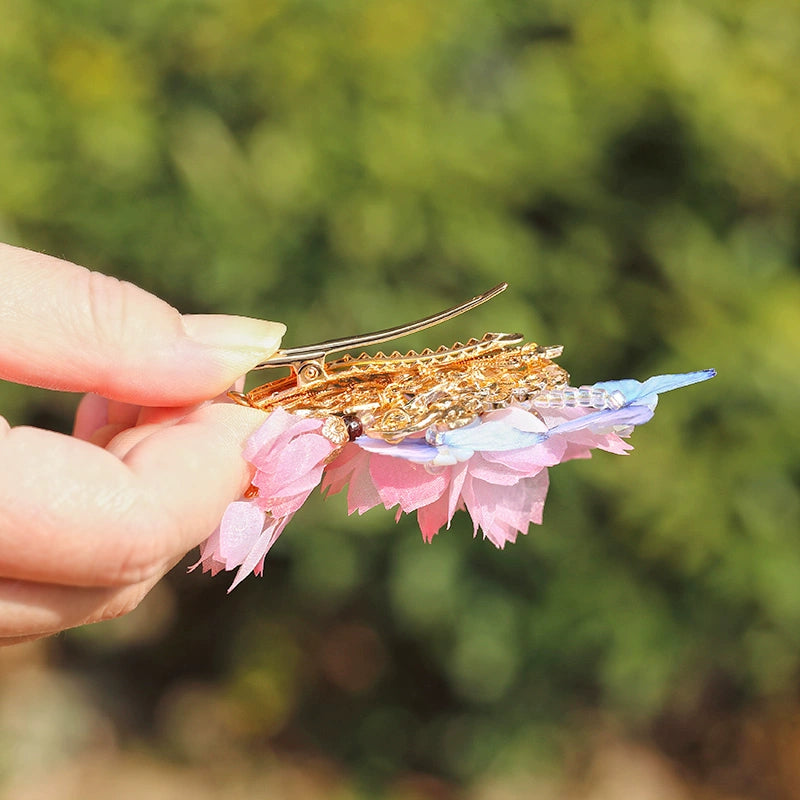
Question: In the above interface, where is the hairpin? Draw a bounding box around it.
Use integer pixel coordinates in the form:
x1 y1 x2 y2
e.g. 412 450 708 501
195 284 716 589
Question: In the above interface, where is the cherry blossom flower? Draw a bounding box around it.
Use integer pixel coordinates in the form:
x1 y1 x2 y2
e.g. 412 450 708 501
198 369 715 588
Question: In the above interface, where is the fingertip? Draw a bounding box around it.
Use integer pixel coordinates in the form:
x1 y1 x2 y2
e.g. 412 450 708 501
0 245 287 405
181 314 286 376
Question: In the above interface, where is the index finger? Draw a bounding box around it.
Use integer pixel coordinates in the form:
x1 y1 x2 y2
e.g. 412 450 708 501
0 243 285 405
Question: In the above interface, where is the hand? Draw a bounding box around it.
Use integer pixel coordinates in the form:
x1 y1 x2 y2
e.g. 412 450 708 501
0 243 285 645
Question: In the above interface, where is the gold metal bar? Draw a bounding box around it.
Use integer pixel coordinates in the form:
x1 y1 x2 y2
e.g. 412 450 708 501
254 282 508 369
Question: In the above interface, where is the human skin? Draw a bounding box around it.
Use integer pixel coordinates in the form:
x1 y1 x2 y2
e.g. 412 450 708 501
0 243 285 645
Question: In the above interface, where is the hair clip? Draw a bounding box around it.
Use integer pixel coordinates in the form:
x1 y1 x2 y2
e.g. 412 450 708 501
195 285 716 589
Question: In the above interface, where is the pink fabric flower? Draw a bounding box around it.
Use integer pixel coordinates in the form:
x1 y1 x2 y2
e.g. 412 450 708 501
320 408 624 549
198 369 715 587
195 408 338 590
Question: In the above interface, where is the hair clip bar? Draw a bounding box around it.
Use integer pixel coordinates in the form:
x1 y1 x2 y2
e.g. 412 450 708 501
254 282 509 369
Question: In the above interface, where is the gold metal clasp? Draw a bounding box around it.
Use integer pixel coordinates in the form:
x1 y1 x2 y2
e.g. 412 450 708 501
229 282 509 404
255 282 507 374
228 282 569 444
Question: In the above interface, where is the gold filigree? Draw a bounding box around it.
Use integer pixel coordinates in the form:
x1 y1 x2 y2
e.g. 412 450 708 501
230 284 570 442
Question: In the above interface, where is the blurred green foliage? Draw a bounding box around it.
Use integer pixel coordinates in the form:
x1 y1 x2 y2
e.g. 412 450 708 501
2 0 800 795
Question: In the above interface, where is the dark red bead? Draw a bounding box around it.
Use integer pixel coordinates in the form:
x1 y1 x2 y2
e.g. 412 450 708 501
342 414 363 441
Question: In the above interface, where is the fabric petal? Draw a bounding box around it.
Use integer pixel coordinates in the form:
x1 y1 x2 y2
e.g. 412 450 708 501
436 418 547 453
242 407 300 461
252 433 332 492
466 453 528 486
369 455 450 512
544 404 655 437
356 435 440 463
218 500 268 568
192 526 225 575
445 461 469 523
461 470 550 547
594 369 716 405
229 514 290 591
416 490 452 542
322 444 382 513
321 443 363 495
482 435 567 473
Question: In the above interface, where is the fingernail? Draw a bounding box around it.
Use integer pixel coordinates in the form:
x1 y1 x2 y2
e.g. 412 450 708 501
182 314 286 364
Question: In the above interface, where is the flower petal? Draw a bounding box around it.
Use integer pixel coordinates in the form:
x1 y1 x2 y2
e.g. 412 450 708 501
594 369 716 405
243 407 302 461
436 416 547 453
322 444 382 513
461 470 550 547
466 453 528 486
192 525 225 575
253 430 332 491
416 490 451 542
218 501 268 568
369 455 450 513
482 435 567 473
229 514 290 591
356 435 440 463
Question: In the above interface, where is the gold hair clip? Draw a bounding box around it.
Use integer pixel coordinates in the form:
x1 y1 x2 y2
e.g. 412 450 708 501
229 283 570 443
200 282 716 588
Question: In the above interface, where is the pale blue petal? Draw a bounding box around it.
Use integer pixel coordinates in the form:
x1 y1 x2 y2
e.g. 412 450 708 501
545 404 655 436
356 436 439 463
436 419 547 452
594 369 716 405
547 369 715 436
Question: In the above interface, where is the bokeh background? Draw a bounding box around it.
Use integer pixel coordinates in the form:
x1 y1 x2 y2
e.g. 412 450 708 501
1 1 799 798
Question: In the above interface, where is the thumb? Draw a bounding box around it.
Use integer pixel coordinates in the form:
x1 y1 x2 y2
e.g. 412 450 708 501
0 243 285 405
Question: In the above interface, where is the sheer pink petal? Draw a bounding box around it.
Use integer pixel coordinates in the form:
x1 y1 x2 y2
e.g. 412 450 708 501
264 486 320 518
229 514 290 591
202 411 342 587
347 461 382 514
321 443 362 495
547 427 634 462
244 413 338 521
466 453 528 486
447 462 469 521
253 433 332 489
192 526 226 575
256 445 331 501
242 407 298 460
482 436 567 472
496 470 549 528
559 441 594 461
594 435 634 455
416 490 451 542
322 445 382 513
218 500 268 568
461 470 550 548
369 455 450 512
